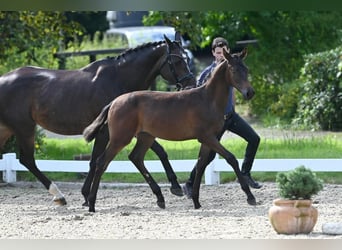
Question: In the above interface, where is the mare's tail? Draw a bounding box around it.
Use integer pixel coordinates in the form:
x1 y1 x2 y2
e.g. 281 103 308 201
83 102 112 142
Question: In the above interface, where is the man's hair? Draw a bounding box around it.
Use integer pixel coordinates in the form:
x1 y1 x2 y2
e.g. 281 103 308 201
212 37 229 50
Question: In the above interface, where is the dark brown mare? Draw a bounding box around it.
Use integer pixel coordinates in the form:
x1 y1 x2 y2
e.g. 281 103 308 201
0 32 196 205
83 47 257 212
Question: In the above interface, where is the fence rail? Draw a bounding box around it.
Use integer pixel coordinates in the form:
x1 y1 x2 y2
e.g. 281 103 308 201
0 153 341 185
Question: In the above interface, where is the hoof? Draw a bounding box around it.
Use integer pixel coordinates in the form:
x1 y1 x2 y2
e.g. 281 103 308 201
247 198 257 205
194 203 201 209
88 201 96 212
82 201 89 207
157 201 166 209
170 187 184 197
53 197 67 206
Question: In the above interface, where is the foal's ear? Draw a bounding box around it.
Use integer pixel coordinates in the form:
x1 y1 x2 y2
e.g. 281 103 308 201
223 47 233 61
175 31 181 43
239 47 248 60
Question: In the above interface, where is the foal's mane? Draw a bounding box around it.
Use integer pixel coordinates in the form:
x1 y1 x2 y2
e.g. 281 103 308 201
199 59 228 87
201 51 243 86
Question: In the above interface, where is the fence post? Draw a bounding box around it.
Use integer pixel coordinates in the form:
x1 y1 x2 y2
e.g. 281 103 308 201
204 154 220 185
3 153 17 183
56 55 66 70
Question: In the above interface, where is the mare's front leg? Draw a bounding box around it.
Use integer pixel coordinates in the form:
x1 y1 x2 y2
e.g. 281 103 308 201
150 140 183 196
81 124 109 206
16 132 66 205
129 133 165 209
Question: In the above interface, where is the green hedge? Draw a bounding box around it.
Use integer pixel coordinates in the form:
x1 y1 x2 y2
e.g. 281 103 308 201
293 46 342 131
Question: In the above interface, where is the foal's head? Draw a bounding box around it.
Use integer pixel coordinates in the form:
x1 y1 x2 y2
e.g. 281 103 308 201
223 47 255 100
160 32 196 90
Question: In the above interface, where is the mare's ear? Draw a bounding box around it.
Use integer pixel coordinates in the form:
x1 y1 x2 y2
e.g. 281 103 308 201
239 47 248 60
164 34 172 47
175 31 181 43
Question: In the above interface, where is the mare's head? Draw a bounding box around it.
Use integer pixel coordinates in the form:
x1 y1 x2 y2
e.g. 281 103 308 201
223 47 255 100
160 32 196 90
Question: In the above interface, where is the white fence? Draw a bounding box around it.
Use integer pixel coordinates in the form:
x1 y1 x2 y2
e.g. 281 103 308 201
0 153 341 185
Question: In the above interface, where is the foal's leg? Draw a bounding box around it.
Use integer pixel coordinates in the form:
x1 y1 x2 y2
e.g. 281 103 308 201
81 124 109 206
150 140 183 196
191 144 212 209
192 137 256 209
129 133 166 209
87 140 125 212
16 131 66 205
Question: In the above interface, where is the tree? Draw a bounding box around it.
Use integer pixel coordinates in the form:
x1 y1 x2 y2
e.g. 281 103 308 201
0 11 83 73
64 11 109 42
144 11 342 122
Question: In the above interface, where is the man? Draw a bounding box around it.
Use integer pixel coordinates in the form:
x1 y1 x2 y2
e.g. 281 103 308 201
183 37 262 198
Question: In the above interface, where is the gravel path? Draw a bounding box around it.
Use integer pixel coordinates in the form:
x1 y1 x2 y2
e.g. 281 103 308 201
1 181 341 239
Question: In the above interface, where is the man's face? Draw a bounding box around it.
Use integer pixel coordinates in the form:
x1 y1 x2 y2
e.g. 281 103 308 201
212 46 228 63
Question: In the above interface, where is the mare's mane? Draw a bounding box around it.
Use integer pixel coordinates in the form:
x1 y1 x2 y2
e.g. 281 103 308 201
81 41 166 72
113 40 165 61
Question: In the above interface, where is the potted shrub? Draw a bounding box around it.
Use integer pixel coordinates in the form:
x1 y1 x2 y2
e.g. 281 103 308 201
268 165 324 234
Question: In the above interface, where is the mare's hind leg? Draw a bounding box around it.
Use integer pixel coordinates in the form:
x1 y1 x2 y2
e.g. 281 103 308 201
16 131 66 205
0 125 14 150
129 133 165 209
150 140 183 197
81 124 109 206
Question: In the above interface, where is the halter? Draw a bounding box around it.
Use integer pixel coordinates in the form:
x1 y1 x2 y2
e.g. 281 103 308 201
159 43 194 90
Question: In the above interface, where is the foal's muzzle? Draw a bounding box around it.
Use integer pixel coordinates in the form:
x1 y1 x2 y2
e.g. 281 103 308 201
243 87 255 100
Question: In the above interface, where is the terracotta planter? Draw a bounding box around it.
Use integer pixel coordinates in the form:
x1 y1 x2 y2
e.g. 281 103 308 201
268 199 318 234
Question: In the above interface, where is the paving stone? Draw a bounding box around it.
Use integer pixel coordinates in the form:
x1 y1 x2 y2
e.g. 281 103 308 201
322 223 342 235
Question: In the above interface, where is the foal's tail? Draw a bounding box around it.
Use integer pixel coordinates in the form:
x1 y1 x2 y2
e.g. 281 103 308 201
83 102 112 142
